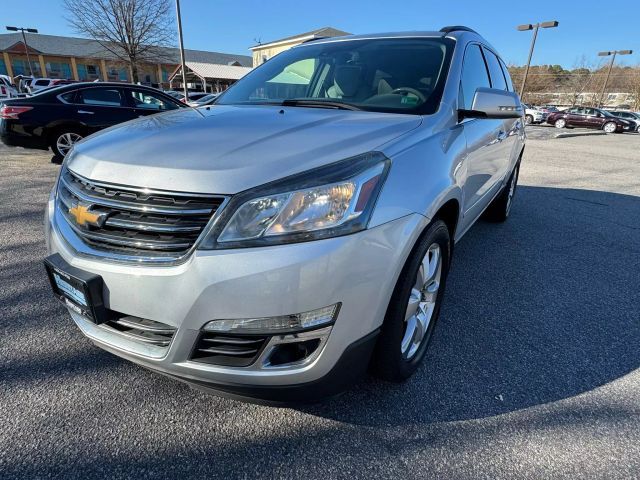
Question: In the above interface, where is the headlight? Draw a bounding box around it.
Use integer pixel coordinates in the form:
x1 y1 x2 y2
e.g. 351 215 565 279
199 152 389 249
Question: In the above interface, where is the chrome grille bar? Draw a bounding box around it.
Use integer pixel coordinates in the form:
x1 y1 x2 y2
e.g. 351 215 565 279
56 167 227 260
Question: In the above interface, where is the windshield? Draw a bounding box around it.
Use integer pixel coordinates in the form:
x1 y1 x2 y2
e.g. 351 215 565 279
217 37 454 114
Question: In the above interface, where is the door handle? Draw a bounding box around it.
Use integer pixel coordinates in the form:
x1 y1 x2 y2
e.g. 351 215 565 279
77 110 94 115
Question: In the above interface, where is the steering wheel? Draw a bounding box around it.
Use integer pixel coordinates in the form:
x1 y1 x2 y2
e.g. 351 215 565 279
391 87 426 102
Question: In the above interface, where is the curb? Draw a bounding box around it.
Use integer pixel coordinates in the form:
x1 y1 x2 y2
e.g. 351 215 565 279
555 131 607 139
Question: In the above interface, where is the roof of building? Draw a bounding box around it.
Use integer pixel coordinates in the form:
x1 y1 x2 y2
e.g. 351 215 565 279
174 61 252 81
251 27 351 50
0 33 252 67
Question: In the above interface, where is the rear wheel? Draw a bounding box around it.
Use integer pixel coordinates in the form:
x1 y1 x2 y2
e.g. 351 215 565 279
50 128 84 158
371 220 451 382
484 160 520 222
554 118 566 129
603 122 617 134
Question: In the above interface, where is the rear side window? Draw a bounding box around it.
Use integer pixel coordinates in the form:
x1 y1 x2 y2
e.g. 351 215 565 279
35 79 49 86
482 48 507 91
460 44 490 110
59 91 77 103
498 58 514 92
78 88 123 106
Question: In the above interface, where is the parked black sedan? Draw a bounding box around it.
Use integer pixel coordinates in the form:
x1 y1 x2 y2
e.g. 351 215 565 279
0 82 185 158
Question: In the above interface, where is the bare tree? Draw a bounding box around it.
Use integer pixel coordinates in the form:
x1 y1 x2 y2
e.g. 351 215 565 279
64 0 174 82
564 56 595 107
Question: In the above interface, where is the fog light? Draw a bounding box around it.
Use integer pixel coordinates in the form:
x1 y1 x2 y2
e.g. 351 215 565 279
203 304 340 334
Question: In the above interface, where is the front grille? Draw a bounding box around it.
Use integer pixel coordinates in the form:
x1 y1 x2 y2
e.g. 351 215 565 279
57 168 226 260
191 332 269 367
102 316 177 347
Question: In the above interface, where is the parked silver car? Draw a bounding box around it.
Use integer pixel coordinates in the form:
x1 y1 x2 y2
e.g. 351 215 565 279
44 26 524 403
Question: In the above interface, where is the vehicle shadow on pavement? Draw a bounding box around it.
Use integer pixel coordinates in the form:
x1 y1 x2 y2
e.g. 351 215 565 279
300 185 640 425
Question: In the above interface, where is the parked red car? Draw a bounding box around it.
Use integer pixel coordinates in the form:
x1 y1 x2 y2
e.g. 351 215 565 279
546 107 634 133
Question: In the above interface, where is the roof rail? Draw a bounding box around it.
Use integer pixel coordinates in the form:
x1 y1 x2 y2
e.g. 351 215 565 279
439 26 478 34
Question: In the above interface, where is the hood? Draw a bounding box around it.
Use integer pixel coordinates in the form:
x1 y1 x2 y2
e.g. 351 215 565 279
67 105 422 194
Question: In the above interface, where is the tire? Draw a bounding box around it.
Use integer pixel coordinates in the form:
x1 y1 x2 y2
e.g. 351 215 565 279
371 220 451 382
50 127 84 158
554 118 566 129
525 114 533 125
603 122 617 134
484 160 520 222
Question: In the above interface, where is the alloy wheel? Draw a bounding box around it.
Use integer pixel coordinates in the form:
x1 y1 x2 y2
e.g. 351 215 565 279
555 119 566 129
603 122 616 134
56 132 83 157
401 243 442 360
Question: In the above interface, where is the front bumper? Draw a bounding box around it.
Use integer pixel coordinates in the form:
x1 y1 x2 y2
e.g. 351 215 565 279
46 191 427 401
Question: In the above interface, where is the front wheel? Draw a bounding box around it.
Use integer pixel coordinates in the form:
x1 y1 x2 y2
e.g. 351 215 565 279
525 114 533 125
603 122 617 134
371 220 451 382
554 118 566 129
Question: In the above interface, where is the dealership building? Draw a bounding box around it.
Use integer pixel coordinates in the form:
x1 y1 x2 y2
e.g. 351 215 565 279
0 32 252 91
250 26 350 67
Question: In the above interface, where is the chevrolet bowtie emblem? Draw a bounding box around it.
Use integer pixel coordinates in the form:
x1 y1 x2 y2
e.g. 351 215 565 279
68 203 107 228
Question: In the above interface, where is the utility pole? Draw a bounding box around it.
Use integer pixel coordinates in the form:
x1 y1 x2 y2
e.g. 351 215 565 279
516 21 559 102
597 50 633 108
6 26 39 77
175 0 189 100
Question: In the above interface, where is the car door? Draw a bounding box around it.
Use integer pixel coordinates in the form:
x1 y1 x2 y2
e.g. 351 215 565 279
482 47 518 184
73 86 137 134
583 108 603 128
122 88 181 119
459 43 506 229
564 107 584 127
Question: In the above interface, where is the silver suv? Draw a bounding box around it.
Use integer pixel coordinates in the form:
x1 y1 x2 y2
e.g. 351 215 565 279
44 26 524 403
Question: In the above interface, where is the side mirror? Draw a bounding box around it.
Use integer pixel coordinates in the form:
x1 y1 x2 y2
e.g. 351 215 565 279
459 87 522 120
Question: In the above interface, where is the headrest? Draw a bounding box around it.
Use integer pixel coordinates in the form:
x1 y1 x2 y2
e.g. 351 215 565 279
334 65 362 98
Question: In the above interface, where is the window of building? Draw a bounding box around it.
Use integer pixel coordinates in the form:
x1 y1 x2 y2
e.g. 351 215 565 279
77 63 101 81
0 58 7 76
107 66 128 82
11 59 41 76
46 61 72 79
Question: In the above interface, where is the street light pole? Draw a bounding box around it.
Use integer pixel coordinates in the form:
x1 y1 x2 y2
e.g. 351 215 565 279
6 26 39 77
597 50 633 108
174 0 189 101
516 21 559 102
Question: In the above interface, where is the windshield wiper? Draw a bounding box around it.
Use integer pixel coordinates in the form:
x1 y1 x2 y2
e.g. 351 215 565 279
281 99 362 111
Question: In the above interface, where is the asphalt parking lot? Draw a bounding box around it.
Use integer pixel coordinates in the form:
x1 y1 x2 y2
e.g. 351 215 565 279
1 129 639 479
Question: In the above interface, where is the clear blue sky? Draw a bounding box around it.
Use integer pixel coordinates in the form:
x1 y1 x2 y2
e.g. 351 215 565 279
3 0 639 68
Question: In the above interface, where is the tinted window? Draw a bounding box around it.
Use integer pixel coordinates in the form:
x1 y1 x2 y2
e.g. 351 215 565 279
60 91 77 103
35 79 49 86
482 48 507 91
584 108 597 116
460 44 490 110
498 58 514 92
126 89 179 111
78 88 124 106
